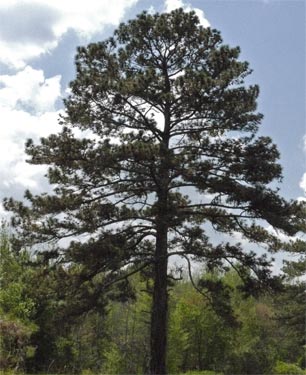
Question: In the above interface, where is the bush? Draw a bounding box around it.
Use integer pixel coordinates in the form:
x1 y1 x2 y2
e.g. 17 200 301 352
273 361 306 375
180 371 224 375
0 318 35 371
81 369 95 375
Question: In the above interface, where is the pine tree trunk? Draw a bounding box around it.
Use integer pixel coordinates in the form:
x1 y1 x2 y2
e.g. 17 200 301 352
150 222 168 374
150 91 171 374
150 195 169 375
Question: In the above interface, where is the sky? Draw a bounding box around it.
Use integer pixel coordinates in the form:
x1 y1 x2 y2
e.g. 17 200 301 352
0 0 305 230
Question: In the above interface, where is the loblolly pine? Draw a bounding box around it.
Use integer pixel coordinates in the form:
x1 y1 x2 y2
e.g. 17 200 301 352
5 9 305 375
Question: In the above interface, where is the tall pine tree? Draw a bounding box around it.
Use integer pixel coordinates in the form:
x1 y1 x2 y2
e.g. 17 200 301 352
5 9 305 374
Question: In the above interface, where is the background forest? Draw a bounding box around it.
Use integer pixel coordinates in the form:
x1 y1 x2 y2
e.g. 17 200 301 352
1 227 305 374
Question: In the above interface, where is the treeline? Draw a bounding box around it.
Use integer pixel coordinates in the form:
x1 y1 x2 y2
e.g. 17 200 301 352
0 229 305 375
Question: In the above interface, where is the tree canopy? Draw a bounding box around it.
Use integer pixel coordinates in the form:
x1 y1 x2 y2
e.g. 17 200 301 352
4 9 305 375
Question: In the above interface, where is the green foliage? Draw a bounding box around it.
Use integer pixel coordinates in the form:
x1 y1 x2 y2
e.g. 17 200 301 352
0 226 37 371
269 254 306 369
167 280 233 373
0 317 35 370
81 369 95 375
1 239 305 374
102 343 125 374
0 229 35 322
102 273 151 374
273 361 306 375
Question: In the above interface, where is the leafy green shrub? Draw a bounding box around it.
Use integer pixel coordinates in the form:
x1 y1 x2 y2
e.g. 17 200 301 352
180 371 224 375
81 369 95 375
273 361 305 375
102 343 124 374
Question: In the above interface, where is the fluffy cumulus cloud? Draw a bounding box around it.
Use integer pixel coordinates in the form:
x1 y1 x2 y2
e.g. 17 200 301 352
300 173 306 195
0 66 61 113
298 135 306 200
164 0 210 27
0 0 138 68
0 66 62 199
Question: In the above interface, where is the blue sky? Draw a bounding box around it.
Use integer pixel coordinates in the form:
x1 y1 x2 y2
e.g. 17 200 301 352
0 0 305 214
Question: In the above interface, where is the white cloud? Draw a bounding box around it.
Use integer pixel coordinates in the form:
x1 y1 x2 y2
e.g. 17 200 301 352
299 173 306 195
265 225 294 243
0 201 10 221
0 0 138 69
299 135 306 198
165 0 184 11
46 0 138 38
164 0 210 28
0 107 62 190
0 66 62 198
0 66 61 113
147 5 156 15
0 40 58 70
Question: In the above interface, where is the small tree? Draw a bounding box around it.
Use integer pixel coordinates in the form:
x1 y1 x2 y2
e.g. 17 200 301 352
0 226 37 372
5 9 305 374
273 258 306 368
